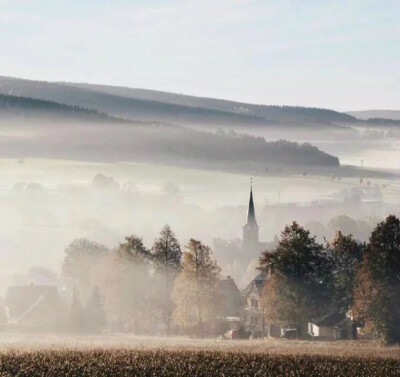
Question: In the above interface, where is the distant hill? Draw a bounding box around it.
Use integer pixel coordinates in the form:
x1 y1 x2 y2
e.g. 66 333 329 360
348 110 400 121
64 81 356 125
0 76 269 127
0 91 397 179
0 94 340 171
0 76 356 127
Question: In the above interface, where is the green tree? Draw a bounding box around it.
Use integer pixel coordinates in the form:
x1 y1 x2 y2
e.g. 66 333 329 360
172 239 221 335
152 225 182 271
261 271 309 326
352 215 400 344
259 222 333 327
327 231 364 313
118 235 149 258
151 225 182 335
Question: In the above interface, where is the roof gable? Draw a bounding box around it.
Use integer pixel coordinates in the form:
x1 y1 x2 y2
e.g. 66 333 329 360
312 312 346 327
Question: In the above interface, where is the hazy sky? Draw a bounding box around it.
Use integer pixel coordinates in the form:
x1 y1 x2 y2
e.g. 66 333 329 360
0 0 398 110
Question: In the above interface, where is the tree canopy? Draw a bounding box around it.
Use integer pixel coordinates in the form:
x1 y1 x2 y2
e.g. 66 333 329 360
172 239 221 335
259 222 333 326
352 215 400 344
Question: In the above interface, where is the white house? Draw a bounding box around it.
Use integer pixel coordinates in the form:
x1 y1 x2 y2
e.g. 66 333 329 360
308 312 354 340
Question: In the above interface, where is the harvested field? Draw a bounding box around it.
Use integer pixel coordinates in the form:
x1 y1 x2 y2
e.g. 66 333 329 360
0 348 399 377
0 335 399 376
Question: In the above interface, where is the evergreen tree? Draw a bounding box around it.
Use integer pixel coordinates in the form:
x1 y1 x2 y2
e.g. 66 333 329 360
152 225 182 271
172 239 221 336
118 235 149 258
327 231 364 313
352 215 400 344
259 222 333 327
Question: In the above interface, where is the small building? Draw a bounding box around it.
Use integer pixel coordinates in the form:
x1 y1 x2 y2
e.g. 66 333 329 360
308 312 355 340
218 276 243 318
5 284 63 331
241 271 268 337
217 276 243 334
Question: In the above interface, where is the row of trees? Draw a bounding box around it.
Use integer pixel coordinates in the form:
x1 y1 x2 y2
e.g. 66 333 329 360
63 226 221 335
259 215 400 344
62 215 400 343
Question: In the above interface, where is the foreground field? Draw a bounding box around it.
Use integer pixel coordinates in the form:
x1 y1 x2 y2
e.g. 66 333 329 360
0 335 399 376
0 348 399 377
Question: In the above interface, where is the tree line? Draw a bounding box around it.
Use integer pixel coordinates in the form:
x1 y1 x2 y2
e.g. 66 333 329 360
259 215 400 344
62 215 400 343
63 226 221 336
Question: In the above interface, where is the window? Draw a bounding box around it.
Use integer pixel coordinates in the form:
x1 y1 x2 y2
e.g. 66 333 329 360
251 298 258 308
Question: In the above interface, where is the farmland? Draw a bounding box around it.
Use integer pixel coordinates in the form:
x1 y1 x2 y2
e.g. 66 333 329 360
0 336 399 376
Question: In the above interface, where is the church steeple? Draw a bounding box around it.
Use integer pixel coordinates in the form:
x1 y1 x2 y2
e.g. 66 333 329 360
246 179 257 226
243 178 259 251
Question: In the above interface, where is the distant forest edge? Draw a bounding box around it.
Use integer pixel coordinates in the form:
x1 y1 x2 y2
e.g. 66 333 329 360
0 94 340 169
0 94 121 122
1 76 398 127
64 81 355 125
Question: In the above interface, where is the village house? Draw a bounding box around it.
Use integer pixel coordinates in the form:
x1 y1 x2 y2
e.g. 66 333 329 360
5 283 63 331
218 276 242 319
308 312 356 340
242 271 267 337
217 276 243 334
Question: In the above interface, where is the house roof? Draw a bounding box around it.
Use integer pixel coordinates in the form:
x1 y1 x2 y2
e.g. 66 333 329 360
242 271 267 296
5 285 59 319
218 277 243 317
311 312 346 327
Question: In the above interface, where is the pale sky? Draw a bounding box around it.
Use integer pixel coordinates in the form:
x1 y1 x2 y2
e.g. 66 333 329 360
0 0 399 110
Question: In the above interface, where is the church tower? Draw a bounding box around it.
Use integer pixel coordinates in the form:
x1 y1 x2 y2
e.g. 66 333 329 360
243 180 259 252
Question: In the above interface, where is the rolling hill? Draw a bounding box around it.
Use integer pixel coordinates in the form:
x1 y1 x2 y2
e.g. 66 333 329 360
0 76 356 127
0 94 340 171
0 76 269 127
0 92 397 180
64 81 356 125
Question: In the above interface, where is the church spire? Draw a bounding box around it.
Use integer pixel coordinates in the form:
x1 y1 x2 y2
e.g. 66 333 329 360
246 178 257 226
